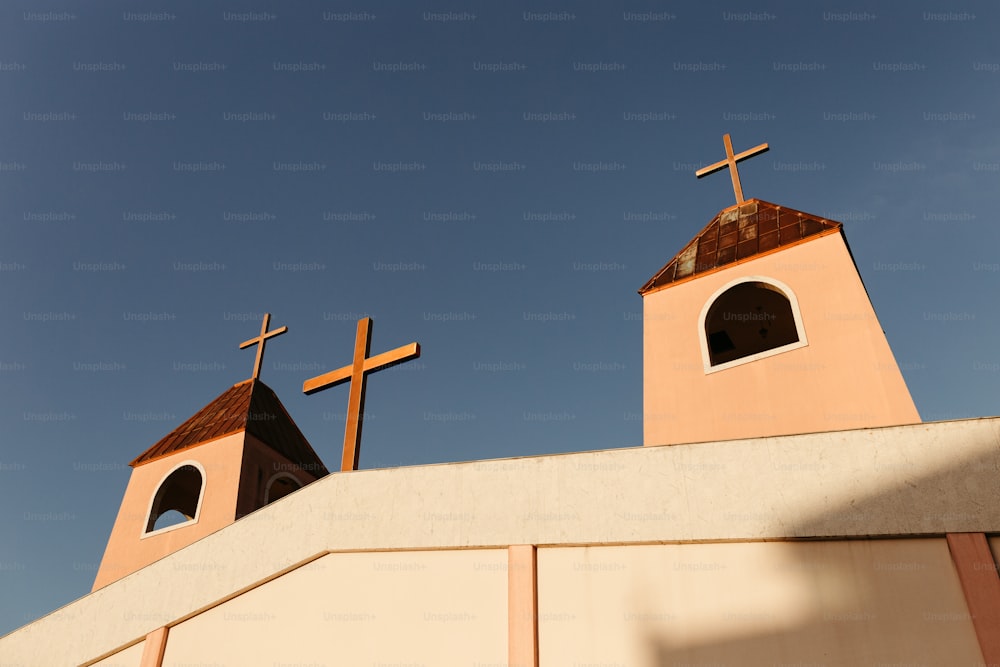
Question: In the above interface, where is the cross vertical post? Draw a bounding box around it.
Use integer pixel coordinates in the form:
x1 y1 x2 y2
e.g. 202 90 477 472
303 317 420 472
343 317 372 472
239 313 288 381
695 133 769 205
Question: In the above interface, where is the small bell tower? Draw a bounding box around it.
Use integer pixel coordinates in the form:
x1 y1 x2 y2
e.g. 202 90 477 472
640 135 920 446
93 315 329 590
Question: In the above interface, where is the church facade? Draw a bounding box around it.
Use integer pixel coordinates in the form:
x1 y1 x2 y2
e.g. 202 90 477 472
2 136 998 667
3 419 999 666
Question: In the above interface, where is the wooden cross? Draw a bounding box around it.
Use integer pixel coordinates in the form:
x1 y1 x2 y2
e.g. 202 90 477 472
239 313 288 381
303 317 420 472
695 133 769 205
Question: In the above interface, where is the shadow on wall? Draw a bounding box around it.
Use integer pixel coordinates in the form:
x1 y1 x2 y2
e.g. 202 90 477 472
619 436 1000 666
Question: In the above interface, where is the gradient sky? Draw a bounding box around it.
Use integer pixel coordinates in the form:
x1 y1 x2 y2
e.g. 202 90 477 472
2 0 998 637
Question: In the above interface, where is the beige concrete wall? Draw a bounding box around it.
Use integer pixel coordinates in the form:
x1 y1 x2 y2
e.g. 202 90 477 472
5 417 1000 665
93 433 247 590
161 550 508 667
643 232 920 445
90 640 144 667
538 540 981 666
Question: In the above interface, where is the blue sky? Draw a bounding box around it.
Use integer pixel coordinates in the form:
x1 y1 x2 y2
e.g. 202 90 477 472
2 0 998 636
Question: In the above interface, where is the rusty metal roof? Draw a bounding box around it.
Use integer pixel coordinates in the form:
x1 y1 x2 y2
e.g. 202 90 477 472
130 379 329 475
639 199 843 295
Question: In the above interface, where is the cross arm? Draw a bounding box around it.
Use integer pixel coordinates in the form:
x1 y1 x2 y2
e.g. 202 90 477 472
695 160 729 178
239 325 288 349
362 342 420 373
301 342 420 395
303 366 353 394
733 142 769 163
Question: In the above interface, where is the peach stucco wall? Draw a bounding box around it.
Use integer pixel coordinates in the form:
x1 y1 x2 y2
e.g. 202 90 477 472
94 432 323 591
92 433 247 590
160 550 508 667
643 232 920 445
538 539 982 666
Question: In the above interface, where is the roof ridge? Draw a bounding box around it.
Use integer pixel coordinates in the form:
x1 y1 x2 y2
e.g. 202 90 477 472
639 199 842 295
245 380 330 475
129 380 329 476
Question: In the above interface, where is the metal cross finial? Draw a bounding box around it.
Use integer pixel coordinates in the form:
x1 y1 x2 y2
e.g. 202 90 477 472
302 317 420 472
239 313 288 381
695 133 769 205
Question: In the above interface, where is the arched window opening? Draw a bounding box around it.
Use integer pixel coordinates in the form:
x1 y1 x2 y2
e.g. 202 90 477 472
264 473 302 505
705 281 800 367
145 464 203 534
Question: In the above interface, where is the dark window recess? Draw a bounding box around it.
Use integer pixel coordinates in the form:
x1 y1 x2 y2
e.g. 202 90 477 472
146 464 203 532
265 475 302 505
705 282 799 366
707 330 735 354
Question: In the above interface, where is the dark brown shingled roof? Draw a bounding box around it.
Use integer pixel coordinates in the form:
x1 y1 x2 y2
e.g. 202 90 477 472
130 379 329 475
639 199 843 295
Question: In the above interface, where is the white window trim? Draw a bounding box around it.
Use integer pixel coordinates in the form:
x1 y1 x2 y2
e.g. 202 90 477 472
264 472 302 504
698 275 808 375
140 460 207 539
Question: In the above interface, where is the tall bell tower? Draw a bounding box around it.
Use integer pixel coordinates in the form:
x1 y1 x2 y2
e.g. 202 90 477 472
92 315 329 590
640 135 920 446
